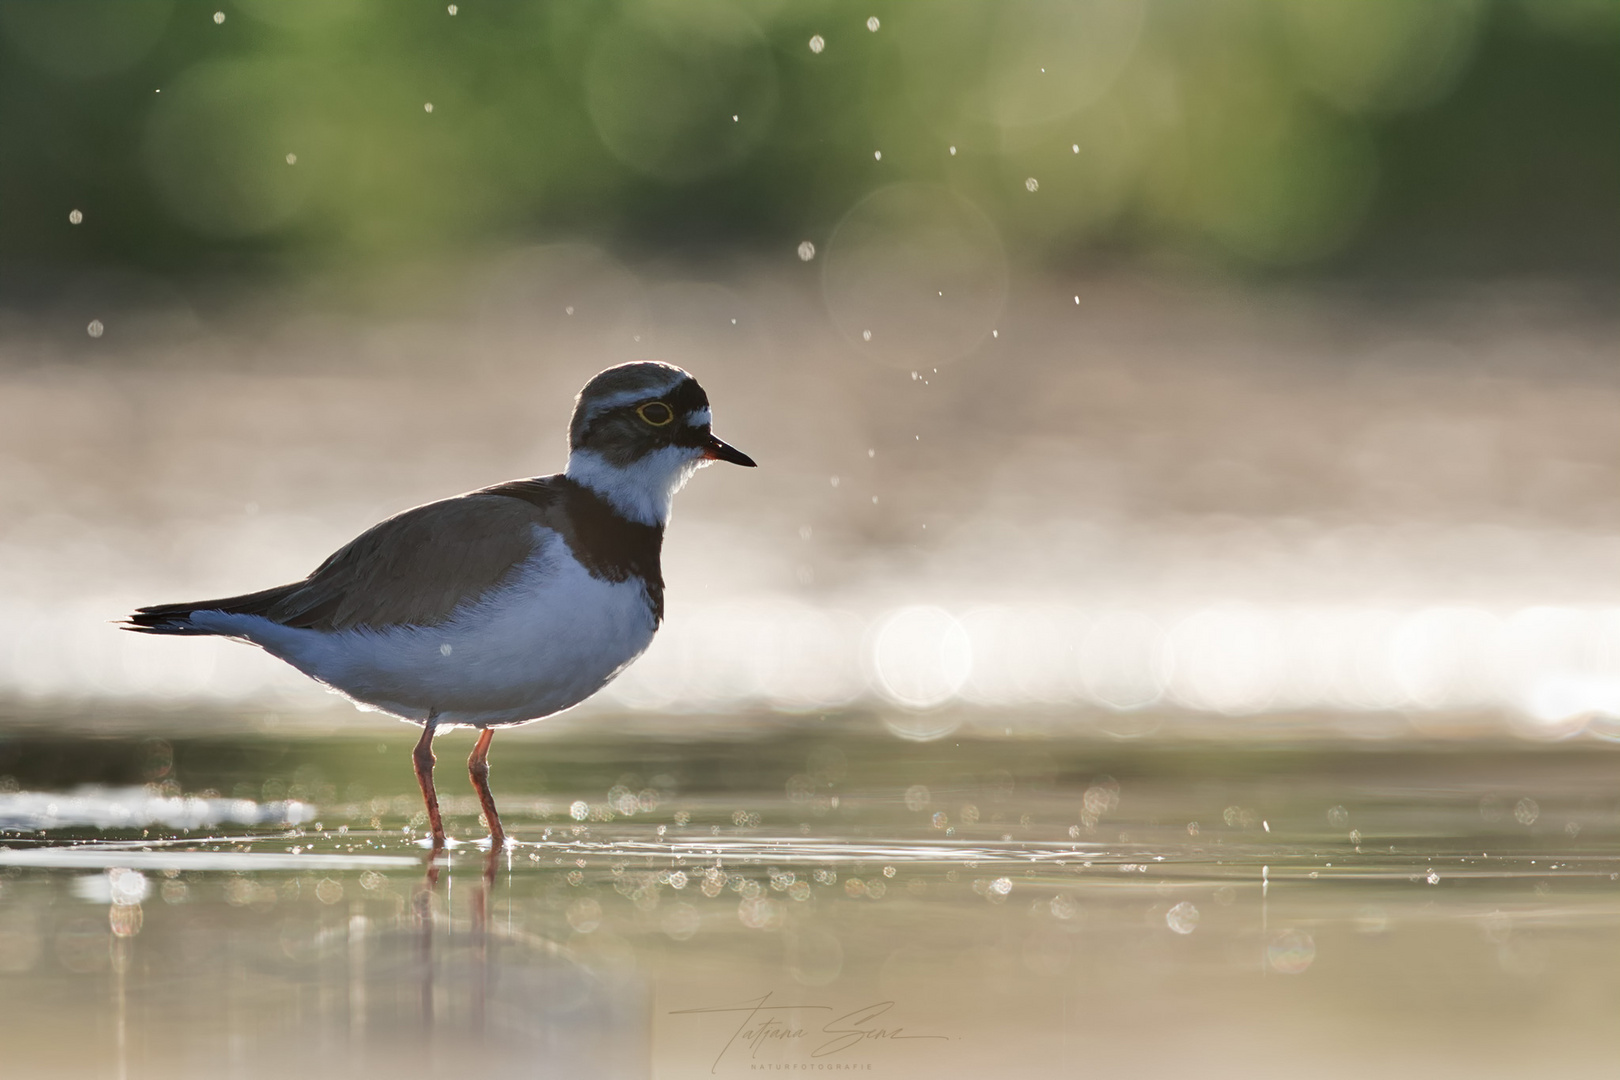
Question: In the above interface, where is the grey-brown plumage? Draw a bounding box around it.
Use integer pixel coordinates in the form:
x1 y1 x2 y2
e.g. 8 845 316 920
126 478 667 636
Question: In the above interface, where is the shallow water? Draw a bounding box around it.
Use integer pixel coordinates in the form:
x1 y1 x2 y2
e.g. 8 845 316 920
1 721 1618 1078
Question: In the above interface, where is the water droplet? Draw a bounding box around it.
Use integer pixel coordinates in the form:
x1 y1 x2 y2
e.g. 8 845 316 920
564 305 574 315
1166 901 1199 934
108 869 149 906
447 3 457 13
797 240 816 261
882 865 896 878
904 784 930 811
1267 930 1316 973
948 145 956 155
424 102 434 113
861 329 872 341
212 11 225 24
68 209 83 224
991 329 998 338
86 319 104 338
990 877 1012 896
569 800 588 821
829 475 840 488
1327 805 1349 826
808 34 825 54
873 150 882 161
867 448 875 458
866 16 880 32
730 318 737 325
439 643 452 656
732 114 738 122
1425 869 1440 885
1072 144 1080 153
1514 797 1540 826
1024 177 1039 193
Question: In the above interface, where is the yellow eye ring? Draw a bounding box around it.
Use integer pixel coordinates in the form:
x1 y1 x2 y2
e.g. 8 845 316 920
636 401 675 427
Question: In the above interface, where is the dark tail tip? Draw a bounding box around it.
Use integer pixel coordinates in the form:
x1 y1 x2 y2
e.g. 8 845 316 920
122 605 208 636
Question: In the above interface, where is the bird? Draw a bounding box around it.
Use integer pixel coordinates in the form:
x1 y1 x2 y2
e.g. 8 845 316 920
124 361 755 849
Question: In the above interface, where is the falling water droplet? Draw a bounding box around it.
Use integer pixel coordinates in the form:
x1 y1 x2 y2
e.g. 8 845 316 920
808 35 825 54
866 16 880 32
1166 901 1200 934
68 209 83 225
212 11 225 24
285 153 297 165
797 240 816 261
86 319 104 338
1024 177 1039 192
1268 930 1316 974
424 102 434 113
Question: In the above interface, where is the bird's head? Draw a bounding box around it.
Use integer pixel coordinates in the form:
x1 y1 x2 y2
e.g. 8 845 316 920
564 361 755 525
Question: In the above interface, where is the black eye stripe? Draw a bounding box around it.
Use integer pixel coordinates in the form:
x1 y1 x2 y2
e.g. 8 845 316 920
571 376 712 450
665 378 709 416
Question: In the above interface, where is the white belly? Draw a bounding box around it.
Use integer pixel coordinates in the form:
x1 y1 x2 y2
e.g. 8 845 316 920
194 546 658 726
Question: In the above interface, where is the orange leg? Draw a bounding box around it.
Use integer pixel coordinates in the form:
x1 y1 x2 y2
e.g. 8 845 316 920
412 714 446 848
468 728 506 849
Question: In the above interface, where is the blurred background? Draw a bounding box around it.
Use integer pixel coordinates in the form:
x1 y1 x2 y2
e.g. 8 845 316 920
1 0 1618 737
5 6 1620 1077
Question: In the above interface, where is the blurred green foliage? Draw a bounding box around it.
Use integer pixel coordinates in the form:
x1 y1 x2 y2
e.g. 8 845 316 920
0 0 1615 281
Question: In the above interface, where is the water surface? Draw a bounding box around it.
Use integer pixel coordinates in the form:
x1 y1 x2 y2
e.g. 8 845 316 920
1 722 1617 1077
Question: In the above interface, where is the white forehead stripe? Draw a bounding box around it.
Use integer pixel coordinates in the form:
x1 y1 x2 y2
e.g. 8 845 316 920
685 408 711 427
583 383 682 415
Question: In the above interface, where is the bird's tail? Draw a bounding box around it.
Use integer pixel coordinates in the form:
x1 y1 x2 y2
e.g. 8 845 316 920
122 586 296 636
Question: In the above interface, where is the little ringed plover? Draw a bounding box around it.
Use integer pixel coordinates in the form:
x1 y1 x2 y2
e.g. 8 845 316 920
125 361 756 848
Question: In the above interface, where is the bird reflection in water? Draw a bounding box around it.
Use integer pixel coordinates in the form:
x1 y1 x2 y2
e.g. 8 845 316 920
414 843 505 1033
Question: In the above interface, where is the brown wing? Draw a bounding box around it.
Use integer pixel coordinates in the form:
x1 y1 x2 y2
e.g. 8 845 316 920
129 492 552 634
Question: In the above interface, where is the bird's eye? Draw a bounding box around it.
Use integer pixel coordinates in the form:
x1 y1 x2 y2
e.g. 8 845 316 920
636 401 675 427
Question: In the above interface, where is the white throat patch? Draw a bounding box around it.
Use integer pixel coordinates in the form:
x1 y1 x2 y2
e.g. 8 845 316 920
565 445 707 526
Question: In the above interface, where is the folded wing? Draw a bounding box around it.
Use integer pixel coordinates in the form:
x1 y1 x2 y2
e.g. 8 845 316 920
125 488 558 635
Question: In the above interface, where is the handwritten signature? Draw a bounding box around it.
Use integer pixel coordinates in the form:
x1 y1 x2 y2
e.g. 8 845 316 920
669 991 949 1073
